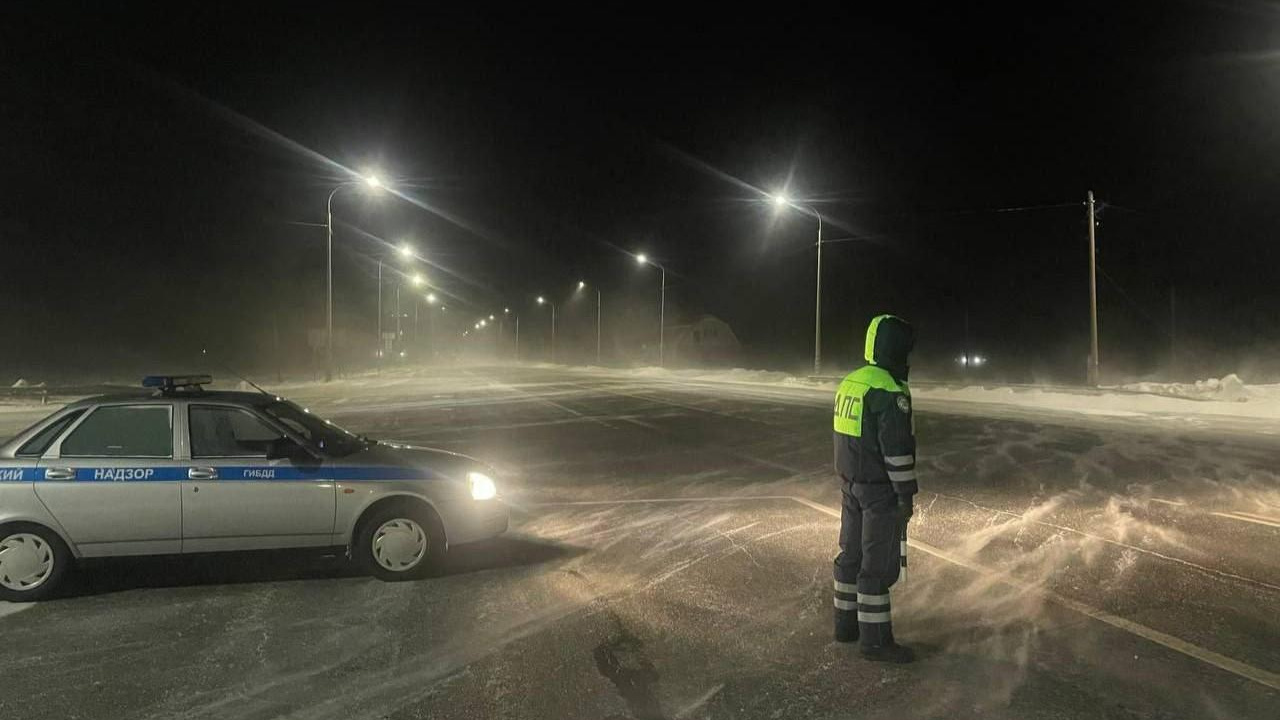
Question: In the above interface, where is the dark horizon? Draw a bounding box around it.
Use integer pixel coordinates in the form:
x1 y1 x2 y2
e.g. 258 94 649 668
6 3 1280 383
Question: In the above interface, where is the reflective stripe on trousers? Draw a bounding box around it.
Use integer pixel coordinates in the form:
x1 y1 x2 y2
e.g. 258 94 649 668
856 592 891 624
834 580 858 610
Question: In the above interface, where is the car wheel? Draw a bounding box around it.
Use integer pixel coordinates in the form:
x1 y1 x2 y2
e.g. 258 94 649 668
0 523 72 602
356 502 446 581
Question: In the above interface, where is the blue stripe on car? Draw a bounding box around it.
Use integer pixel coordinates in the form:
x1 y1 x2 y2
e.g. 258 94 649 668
0 467 436 482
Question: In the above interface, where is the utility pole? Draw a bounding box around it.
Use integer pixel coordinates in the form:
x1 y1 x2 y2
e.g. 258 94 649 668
1169 283 1177 376
376 260 383 372
596 288 602 365
1087 190 1100 386
659 266 666 367
515 315 520 360
273 310 282 383
813 211 823 375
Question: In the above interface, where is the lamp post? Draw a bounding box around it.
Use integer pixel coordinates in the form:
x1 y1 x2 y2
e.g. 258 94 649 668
425 293 438 361
409 273 424 352
537 296 557 363
501 307 510 358
575 280 602 365
376 242 416 367
771 194 824 375
325 172 382 381
635 254 666 367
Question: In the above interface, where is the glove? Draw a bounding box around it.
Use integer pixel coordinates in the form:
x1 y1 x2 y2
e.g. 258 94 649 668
896 495 914 523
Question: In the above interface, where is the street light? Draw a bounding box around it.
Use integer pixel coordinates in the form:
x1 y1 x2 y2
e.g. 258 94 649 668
398 243 414 259
375 243 414 372
635 253 666 367
537 295 558 363
324 171 384 381
575 280 603 365
411 274 424 287
426 293 438 304
771 193 825 375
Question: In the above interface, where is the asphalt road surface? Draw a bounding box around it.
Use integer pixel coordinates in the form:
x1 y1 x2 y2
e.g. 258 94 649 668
3 365 1279 719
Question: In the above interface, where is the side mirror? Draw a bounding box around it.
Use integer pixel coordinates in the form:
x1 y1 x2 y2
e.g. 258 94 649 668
266 436 309 461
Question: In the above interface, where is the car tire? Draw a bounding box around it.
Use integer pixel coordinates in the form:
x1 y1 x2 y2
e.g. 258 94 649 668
0 523 73 602
355 501 446 582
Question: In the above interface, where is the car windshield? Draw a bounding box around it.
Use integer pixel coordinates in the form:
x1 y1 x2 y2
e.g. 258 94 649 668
260 401 369 458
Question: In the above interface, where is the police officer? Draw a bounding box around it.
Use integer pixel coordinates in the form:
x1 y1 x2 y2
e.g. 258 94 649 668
831 314 918 663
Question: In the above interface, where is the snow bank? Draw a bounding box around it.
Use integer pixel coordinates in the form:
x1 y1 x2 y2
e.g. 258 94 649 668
1118 374 1261 403
256 362 1280 425
626 366 808 386
607 366 1280 422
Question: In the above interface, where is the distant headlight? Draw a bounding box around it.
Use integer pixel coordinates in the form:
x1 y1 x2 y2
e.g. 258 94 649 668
467 471 497 500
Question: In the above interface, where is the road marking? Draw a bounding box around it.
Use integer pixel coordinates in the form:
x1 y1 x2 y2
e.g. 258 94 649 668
0 602 34 620
1149 498 1186 507
1235 511 1280 524
1211 511 1280 529
538 493 1280 693
930 491 1280 594
536 495 799 507
459 370 622 430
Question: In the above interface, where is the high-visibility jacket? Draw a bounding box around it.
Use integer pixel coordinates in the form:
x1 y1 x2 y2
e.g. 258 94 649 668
832 315 918 497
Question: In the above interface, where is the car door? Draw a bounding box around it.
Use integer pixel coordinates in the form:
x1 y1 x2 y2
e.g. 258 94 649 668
180 403 336 552
33 403 182 557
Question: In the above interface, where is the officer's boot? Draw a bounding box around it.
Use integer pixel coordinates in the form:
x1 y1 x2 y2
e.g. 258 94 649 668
834 607 859 643
857 591 915 664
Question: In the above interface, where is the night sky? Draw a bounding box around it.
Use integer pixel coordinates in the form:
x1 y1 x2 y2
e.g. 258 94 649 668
6 3 1280 382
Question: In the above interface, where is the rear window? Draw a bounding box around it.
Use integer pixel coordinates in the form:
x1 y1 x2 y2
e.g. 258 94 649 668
15 409 86 457
60 405 173 458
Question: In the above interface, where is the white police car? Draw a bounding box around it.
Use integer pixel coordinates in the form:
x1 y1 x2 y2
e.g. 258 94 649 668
0 375 508 601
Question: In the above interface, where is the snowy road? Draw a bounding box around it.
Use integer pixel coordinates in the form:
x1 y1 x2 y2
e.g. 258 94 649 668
3 364 1278 719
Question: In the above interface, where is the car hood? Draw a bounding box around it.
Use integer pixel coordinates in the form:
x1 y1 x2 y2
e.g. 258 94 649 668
339 442 481 481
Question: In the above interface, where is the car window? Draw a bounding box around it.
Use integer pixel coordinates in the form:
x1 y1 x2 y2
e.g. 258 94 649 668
189 406 282 458
60 405 173 458
15 409 86 457
260 401 367 457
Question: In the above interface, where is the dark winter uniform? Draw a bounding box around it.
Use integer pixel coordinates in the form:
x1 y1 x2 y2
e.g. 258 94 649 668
832 314 918 662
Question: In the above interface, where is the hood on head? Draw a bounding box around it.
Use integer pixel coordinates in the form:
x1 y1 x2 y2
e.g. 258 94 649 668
863 314 914 381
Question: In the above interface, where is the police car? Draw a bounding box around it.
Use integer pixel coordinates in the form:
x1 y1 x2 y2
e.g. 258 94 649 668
0 375 508 601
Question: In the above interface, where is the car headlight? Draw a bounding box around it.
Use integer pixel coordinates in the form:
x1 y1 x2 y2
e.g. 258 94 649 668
467 471 497 500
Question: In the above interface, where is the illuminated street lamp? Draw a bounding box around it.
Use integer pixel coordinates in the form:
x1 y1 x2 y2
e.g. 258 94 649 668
426 293 438 304
635 253 666 367
375 241 415 371
575 280 603 365
771 193 825 375
324 170 384 380
537 295 558 363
